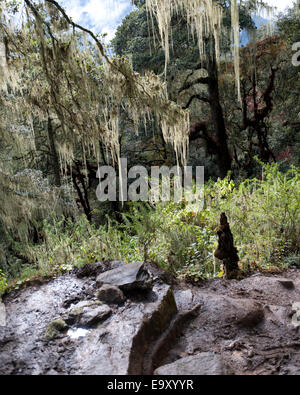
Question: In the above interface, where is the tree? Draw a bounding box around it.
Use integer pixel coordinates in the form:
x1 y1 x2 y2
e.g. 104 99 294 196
114 0 299 177
0 0 191 232
113 0 256 177
0 0 190 162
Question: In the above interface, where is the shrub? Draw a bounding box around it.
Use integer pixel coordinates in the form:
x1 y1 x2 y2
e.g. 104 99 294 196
6 162 300 285
0 269 7 296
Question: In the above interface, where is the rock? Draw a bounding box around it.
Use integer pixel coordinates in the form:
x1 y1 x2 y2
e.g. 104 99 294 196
45 319 68 340
174 291 264 328
0 301 6 327
2 262 300 375
80 305 112 327
96 284 125 305
96 262 152 291
154 352 226 375
74 283 176 374
173 289 193 310
66 301 112 327
237 300 264 327
75 261 125 279
127 285 178 374
264 305 289 326
144 261 174 284
66 301 93 324
277 278 294 290
291 302 300 328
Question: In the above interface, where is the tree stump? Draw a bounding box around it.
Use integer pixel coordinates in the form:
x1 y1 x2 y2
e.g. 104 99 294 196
214 212 240 279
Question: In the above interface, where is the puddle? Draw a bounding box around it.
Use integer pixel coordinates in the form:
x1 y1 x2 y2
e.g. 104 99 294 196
67 327 89 339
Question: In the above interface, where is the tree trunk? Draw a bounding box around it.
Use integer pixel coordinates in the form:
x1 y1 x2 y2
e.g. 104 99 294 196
207 55 232 178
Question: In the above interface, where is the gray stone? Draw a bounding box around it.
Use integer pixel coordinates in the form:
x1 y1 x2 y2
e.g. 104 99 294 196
154 352 226 375
96 284 125 305
80 304 112 327
96 262 152 291
66 301 111 326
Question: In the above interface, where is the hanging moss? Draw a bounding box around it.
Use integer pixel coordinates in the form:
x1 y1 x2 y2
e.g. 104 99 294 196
145 0 276 102
0 0 190 166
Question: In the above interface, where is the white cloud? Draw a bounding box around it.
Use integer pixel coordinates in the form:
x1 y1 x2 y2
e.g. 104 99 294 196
60 0 297 43
61 0 134 41
265 0 297 13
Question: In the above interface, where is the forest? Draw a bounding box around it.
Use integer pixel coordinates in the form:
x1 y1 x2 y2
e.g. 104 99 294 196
0 0 299 376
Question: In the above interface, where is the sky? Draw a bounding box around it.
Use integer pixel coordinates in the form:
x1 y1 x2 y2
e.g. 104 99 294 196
60 0 297 42
60 0 135 42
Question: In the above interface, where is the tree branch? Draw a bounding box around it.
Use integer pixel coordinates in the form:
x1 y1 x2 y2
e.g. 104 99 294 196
178 76 210 94
183 94 210 109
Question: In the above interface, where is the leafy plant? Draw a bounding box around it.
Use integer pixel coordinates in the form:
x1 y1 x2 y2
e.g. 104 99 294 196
4 163 300 288
0 269 7 296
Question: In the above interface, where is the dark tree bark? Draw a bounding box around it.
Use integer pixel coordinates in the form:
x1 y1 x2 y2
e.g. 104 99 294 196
239 67 278 166
206 56 232 178
214 212 240 279
71 162 92 222
181 47 232 178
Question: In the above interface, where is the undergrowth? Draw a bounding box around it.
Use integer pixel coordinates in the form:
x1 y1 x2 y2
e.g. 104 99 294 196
2 162 300 291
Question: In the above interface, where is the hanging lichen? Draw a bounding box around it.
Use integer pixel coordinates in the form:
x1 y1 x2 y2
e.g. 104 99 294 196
145 0 275 102
0 0 190 168
231 0 241 102
0 0 192 238
145 0 223 72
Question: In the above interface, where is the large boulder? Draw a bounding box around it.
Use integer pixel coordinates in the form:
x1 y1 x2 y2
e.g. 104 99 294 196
96 262 152 291
0 272 177 375
75 260 125 279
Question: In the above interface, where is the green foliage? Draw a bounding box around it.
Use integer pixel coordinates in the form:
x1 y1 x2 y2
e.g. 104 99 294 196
120 203 165 262
4 163 300 288
205 163 299 270
0 269 7 296
21 212 144 277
